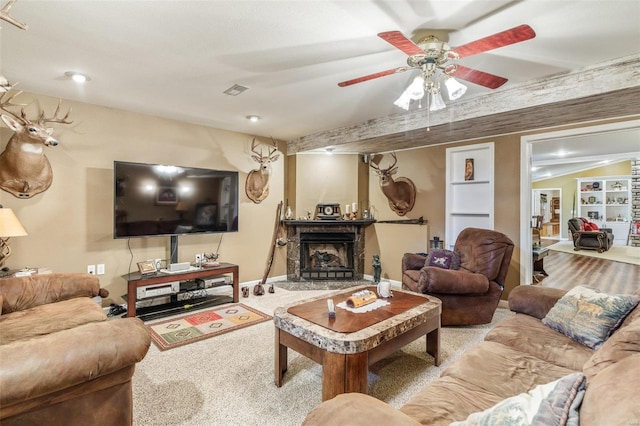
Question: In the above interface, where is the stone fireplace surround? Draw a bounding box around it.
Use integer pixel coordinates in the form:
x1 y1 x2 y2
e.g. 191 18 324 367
283 219 374 281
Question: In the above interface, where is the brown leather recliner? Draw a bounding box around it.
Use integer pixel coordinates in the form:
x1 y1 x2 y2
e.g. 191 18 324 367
402 227 514 326
0 273 151 425
567 217 614 253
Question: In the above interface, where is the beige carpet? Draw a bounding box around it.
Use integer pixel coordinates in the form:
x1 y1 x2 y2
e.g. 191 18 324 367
132 287 513 426
548 240 640 265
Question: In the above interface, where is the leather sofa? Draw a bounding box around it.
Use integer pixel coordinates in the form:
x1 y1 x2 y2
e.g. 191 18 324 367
303 285 640 425
568 217 614 252
0 273 151 425
402 228 514 325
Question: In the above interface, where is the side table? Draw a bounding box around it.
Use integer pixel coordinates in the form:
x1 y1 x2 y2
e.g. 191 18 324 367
532 247 549 282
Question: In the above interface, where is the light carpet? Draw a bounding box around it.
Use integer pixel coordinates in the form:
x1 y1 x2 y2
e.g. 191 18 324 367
133 287 513 426
547 240 640 265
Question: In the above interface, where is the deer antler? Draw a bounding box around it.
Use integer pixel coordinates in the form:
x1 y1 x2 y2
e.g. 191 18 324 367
250 138 263 156
0 0 28 30
37 99 73 125
386 152 398 170
0 89 27 123
268 137 278 158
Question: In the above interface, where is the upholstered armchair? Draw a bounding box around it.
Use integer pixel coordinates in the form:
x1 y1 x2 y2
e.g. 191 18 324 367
402 228 514 326
567 217 614 253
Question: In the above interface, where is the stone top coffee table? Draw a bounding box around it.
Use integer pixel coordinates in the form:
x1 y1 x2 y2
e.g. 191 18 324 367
274 285 441 401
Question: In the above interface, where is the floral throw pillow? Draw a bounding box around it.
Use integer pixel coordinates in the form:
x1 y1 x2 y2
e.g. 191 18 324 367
424 249 461 270
542 285 640 350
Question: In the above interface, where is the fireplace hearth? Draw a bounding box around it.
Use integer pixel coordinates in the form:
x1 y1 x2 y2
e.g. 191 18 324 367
283 219 374 281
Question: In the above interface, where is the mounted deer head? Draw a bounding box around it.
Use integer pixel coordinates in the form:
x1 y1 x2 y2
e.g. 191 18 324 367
245 137 279 204
0 90 72 198
370 152 416 216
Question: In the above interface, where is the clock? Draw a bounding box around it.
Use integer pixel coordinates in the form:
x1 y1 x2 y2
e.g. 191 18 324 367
315 203 342 220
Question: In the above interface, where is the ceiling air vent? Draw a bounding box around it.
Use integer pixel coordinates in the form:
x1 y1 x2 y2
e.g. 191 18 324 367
223 84 249 96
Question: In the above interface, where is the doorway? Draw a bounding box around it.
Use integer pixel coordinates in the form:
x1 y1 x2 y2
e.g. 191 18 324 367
519 119 640 285
531 188 561 240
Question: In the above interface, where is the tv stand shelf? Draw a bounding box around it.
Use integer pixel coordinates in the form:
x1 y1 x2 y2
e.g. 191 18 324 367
123 262 239 318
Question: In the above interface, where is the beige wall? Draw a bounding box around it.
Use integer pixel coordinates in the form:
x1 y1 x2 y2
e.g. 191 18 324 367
4 91 638 304
293 154 361 219
533 161 632 239
0 92 286 304
361 135 521 294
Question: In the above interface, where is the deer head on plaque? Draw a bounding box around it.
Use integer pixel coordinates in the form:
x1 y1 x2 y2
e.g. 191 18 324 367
245 137 279 204
369 152 416 216
0 89 72 198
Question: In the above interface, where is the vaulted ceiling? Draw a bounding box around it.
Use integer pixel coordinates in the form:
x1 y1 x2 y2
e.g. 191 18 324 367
2 0 640 160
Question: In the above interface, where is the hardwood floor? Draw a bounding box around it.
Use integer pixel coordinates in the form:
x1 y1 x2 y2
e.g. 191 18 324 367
536 247 640 295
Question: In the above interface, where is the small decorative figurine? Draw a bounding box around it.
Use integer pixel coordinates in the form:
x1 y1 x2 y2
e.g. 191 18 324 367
372 254 381 283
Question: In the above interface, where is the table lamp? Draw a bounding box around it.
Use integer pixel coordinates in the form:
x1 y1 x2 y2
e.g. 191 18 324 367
0 205 28 267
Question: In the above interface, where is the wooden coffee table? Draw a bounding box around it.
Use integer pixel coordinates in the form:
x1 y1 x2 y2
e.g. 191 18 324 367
274 286 441 401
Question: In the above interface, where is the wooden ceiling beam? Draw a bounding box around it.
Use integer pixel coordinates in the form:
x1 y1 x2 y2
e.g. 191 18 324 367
287 54 640 154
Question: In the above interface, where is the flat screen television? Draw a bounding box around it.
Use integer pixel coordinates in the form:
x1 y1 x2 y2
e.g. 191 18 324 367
114 161 239 240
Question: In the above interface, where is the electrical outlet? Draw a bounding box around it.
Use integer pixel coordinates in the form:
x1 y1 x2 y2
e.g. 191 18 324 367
195 253 202 265
97 264 105 275
87 264 96 275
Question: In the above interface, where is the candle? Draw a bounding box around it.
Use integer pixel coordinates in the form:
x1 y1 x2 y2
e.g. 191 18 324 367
345 204 350 214
352 202 357 212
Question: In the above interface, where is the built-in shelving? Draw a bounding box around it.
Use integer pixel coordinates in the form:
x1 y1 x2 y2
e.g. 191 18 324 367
577 176 631 244
446 143 494 249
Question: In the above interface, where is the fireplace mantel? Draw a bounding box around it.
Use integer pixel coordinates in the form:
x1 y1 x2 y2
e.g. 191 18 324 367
283 219 375 281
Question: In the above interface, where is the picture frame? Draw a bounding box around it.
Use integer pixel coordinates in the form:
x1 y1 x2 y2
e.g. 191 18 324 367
195 203 218 227
587 211 599 220
588 196 596 203
137 260 157 275
156 187 178 205
464 158 474 181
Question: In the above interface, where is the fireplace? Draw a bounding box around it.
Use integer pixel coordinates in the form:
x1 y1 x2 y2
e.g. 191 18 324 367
283 219 374 281
300 232 355 279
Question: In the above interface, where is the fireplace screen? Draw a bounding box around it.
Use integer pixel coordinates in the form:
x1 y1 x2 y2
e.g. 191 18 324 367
300 232 355 280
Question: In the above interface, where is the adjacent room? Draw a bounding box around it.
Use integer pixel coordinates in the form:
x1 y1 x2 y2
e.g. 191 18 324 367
1 1 639 425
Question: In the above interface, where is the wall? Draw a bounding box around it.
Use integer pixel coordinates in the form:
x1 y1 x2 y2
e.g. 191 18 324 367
292 135 522 296
533 161 632 239
0 92 286 305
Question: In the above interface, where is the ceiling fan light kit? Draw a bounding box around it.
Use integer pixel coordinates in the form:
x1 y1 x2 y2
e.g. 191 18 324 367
339 25 536 112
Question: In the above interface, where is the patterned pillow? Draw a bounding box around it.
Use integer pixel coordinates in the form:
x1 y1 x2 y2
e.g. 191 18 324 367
424 249 461 270
451 373 586 426
542 285 640 350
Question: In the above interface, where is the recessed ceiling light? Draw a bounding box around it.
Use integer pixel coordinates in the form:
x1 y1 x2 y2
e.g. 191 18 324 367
64 71 90 83
246 115 260 123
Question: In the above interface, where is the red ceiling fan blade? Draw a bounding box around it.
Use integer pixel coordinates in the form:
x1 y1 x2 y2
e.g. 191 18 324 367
453 24 536 58
377 31 424 56
338 66 409 87
451 65 508 89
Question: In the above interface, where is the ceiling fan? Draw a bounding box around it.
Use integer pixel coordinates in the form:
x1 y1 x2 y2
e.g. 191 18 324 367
338 24 536 109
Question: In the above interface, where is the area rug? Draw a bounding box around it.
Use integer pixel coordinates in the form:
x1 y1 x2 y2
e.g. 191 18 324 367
547 240 640 265
147 303 271 351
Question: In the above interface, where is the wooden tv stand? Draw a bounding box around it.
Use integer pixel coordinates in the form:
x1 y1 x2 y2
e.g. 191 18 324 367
123 263 239 318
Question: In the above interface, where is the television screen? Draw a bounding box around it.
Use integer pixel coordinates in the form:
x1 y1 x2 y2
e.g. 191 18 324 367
114 161 239 238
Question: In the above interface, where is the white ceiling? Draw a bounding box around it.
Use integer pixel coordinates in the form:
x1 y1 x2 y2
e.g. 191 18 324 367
2 0 640 176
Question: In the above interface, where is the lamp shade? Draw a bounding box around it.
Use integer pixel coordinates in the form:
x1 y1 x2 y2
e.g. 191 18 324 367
0 207 28 237
445 77 467 100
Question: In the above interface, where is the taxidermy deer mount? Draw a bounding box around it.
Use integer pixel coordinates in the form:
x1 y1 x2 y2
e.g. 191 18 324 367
370 152 416 216
245 137 279 204
0 0 28 30
0 89 72 198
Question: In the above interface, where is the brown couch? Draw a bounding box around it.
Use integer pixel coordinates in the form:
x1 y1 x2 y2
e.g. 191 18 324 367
0 273 151 425
402 228 514 325
303 285 640 425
